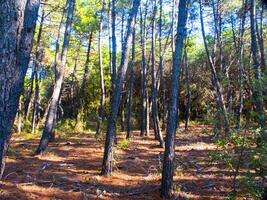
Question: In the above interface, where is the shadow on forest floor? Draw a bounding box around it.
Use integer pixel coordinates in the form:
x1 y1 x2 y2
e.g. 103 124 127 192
0 125 236 200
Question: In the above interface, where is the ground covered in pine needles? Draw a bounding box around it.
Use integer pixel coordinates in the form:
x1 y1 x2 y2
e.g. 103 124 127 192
1 125 239 199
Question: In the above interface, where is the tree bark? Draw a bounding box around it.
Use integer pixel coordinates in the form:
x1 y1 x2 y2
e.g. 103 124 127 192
199 0 230 136
96 0 106 136
151 0 164 148
0 0 40 178
35 0 76 155
111 0 117 91
236 0 247 128
101 0 141 176
126 16 136 139
31 7 45 133
159 0 167 131
140 0 149 137
161 0 188 197
184 45 191 130
250 0 266 140
53 0 69 80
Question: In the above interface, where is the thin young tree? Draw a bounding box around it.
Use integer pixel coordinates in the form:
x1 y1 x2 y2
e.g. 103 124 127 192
184 44 191 130
126 16 136 139
159 0 167 131
101 0 141 176
31 7 45 133
0 0 40 178
199 0 230 135
111 0 117 91
96 0 107 136
236 0 247 128
35 0 76 155
250 0 266 140
161 0 188 197
151 0 164 147
140 0 149 137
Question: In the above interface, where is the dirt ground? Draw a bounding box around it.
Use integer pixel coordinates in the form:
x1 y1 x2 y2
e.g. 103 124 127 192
0 125 236 200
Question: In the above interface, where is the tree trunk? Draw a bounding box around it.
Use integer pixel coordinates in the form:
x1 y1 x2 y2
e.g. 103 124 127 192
78 32 93 114
161 0 188 197
140 0 149 137
101 0 141 176
31 7 45 133
159 0 167 131
236 0 247 128
151 0 164 148
184 45 191 130
250 0 266 140
111 0 117 91
35 0 75 155
120 9 126 133
199 0 230 136
0 0 40 179
96 0 106 136
126 16 136 139
53 0 69 80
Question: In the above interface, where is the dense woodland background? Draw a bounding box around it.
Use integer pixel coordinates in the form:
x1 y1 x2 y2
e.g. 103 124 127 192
0 0 266 199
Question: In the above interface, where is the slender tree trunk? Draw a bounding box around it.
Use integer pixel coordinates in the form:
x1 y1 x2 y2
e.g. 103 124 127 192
250 0 266 140
171 0 176 55
101 0 141 176
96 0 107 136
236 0 247 128
199 0 230 136
31 7 45 133
54 0 69 80
0 0 40 179
161 0 188 197
111 0 117 91
70 42 80 118
184 45 191 130
126 17 136 139
120 9 126 133
78 32 93 115
159 0 167 131
35 0 76 155
140 0 149 137
18 97 23 133
24 70 35 119
151 0 164 148
256 1 266 71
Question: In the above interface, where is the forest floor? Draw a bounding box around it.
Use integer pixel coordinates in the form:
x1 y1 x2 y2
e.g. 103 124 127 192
1 125 237 200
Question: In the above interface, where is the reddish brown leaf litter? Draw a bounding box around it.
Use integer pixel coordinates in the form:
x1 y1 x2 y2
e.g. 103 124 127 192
0 125 238 199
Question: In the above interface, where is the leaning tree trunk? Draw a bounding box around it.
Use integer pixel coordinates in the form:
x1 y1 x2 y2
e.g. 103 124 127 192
35 0 76 155
53 0 69 80
199 0 230 136
101 0 141 176
77 32 93 116
0 0 40 179
161 0 188 197
151 0 164 148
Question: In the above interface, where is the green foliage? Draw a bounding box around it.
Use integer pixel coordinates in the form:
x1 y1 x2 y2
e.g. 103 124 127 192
118 138 131 150
208 129 266 199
